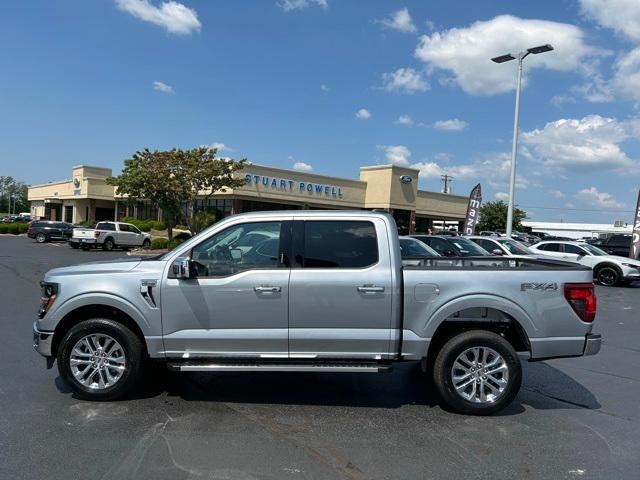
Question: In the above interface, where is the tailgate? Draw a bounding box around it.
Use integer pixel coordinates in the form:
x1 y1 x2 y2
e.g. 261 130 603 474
72 228 96 239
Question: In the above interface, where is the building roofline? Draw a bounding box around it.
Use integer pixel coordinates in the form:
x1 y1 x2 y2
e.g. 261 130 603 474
359 164 419 173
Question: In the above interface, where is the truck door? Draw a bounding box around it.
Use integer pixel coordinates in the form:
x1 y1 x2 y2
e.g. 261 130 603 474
288 218 394 360
160 218 292 358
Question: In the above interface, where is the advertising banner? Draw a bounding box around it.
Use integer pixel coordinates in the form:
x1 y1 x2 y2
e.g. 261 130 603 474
631 189 640 259
464 183 482 235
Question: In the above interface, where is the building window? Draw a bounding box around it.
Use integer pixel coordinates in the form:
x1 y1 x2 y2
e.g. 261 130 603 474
135 200 157 221
241 199 300 213
193 198 234 221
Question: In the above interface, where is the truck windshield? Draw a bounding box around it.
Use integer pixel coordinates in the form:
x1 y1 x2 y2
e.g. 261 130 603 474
498 239 531 255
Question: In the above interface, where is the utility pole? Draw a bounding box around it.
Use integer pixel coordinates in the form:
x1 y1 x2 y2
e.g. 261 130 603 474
441 174 453 194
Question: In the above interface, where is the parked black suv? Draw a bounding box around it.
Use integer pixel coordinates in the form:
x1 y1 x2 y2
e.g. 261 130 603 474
411 235 490 257
27 221 73 243
598 235 634 258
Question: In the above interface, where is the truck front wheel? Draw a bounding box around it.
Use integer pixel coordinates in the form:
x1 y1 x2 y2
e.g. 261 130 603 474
432 330 521 415
57 319 144 401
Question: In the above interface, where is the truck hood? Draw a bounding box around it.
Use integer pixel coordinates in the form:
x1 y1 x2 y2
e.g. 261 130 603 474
45 258 142 279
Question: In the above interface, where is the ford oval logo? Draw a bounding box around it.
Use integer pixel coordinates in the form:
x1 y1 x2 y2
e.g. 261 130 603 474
399 175 412 184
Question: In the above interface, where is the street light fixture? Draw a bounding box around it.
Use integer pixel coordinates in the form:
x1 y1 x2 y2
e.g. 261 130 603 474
491 44 553 237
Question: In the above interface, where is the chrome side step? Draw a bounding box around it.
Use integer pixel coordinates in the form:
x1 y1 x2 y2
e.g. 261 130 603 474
167 362 392 373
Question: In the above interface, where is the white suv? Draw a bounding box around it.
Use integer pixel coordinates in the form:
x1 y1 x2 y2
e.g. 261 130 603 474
529 240 640 286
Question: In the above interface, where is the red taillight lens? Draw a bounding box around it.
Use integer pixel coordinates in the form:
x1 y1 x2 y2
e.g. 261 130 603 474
564 283 597 322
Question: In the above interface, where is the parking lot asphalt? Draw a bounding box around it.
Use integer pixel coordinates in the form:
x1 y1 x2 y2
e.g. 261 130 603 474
1 234 639 480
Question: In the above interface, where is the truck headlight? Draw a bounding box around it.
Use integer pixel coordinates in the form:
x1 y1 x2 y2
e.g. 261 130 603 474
38 282 58 319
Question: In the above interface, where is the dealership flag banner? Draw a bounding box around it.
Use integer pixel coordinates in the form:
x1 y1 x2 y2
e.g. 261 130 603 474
464 183 482 235
631 189 640 259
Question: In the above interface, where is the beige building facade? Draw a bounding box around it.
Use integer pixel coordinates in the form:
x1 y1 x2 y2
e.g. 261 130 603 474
29 163 469 234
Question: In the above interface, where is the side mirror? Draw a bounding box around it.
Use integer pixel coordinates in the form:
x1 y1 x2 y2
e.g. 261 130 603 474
171 257 191 279
443 249 456 257
492 248 504 256
230 248 243 262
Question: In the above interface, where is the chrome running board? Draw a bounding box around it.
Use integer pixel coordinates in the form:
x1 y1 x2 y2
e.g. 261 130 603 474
166 362 391 373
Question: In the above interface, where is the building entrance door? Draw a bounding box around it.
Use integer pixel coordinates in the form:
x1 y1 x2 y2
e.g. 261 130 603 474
64 206 73 223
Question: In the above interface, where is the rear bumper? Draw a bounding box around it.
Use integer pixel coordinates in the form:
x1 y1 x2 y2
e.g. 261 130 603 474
529 333 601 360
69 238 97 245
33 322 54 357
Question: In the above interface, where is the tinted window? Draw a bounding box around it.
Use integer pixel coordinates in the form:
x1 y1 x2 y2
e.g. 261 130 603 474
119 224 133 232
423 238 454 256
498 239 531 255
399 238 438 257
450 237 489 256
303 221 377 268
608 235 631 246
539 243 560 252
474 238 498 252
191 221 282 277
97 222 115 231
563 244 586 254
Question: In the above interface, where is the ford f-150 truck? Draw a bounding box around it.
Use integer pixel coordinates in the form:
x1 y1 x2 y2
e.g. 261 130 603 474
33 211 601 415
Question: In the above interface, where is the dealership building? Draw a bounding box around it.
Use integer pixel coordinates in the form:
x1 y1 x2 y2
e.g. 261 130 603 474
28 163 468 234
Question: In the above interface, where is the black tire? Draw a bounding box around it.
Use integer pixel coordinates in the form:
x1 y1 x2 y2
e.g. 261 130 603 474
35 232 47 243
432 330 521 415
81 244 90 251
102 237 115 251
70 243 79 249
142 239 151 249
57 318 144 401
595 265 620 287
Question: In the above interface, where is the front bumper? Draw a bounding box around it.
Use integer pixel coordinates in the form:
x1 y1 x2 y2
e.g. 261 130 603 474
583 333 601 356
33 322 54 357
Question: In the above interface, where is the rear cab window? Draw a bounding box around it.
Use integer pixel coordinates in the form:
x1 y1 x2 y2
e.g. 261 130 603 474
300 221 378 268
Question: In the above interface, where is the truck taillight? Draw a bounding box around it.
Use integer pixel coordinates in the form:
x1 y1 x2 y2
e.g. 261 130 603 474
564 283 596 323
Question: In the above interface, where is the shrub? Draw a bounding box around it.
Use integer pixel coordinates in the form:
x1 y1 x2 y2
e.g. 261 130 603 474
137 222 152 232
150 238 168 250
0 224 8 234
18 223 28 234
150 221 166 230
168 238 184 250
7 224 19 235
174 232 192 241
175 224 189 231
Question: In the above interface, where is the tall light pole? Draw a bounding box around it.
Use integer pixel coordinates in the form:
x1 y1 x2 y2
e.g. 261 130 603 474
492 44 553 237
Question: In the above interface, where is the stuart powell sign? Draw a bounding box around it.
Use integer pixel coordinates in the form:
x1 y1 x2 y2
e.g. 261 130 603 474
631 189 640 259
464 183 482 235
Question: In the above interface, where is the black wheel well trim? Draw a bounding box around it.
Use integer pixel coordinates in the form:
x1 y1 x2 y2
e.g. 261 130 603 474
52 304 147 357
594 262 622 275
425 313 530 366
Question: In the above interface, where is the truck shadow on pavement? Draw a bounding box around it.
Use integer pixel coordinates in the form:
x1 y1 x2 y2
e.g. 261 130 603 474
56 360 601 415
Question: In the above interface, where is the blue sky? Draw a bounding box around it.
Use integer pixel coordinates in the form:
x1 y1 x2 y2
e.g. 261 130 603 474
2 0 640 223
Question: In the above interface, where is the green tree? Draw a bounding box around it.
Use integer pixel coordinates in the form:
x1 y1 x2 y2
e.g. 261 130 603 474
476 200 527 232
107 147 246 240
0 176 28 214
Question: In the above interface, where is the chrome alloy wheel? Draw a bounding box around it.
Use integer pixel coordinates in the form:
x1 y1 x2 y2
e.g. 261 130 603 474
70 334 126 390
451 346 509 404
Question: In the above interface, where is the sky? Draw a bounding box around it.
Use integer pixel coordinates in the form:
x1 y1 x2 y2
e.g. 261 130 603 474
2 0 640 223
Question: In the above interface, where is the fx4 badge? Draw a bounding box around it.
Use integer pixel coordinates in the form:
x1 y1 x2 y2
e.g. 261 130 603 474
521 282 558 292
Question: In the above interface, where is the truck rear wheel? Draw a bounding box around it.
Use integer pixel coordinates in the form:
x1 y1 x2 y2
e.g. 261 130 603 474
57 319 144 401
432 330 521 415
102 238 115 251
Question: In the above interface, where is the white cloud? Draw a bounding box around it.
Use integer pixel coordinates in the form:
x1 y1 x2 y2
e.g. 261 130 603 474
395 115 414 126
378 7 416 34
115 0 201 35
613 47 640 102
382 67 429 94
355 108 372 120
495 192 510 201
521 115 636 171
293 161 313 171
414 15 604 95
379 145 411 165
210 142 231 152
433 118 468 131
548 189 565 199
152 80 174 93
575 187 626 209
579 0 640 41
277 0 327 11
320 84 330 92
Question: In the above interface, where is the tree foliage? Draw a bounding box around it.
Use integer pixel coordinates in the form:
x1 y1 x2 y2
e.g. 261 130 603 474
476 200 527 232
0 176 28 214
107 147 246 239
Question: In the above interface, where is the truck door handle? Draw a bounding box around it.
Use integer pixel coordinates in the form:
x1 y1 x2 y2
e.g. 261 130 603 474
357 285 385 293
254 285 282 293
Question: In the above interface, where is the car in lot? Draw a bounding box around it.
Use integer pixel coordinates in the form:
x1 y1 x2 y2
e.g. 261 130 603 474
69 221 151 251
529 240 640 286
467 236 533 256
33 210 601 415
399 236 440 266
597 234 634 258
27 221 74 243
411 234 490 257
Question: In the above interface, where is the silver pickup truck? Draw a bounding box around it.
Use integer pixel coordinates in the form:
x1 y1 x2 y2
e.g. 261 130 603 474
33 211 600 415
69 221 151 251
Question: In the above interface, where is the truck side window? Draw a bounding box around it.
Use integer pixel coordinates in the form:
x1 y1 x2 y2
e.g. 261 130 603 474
97 223 115 231
302 221 377 268
190 221 282 277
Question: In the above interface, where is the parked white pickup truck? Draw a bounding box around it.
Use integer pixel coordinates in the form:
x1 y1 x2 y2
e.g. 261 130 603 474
69 221 151 251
